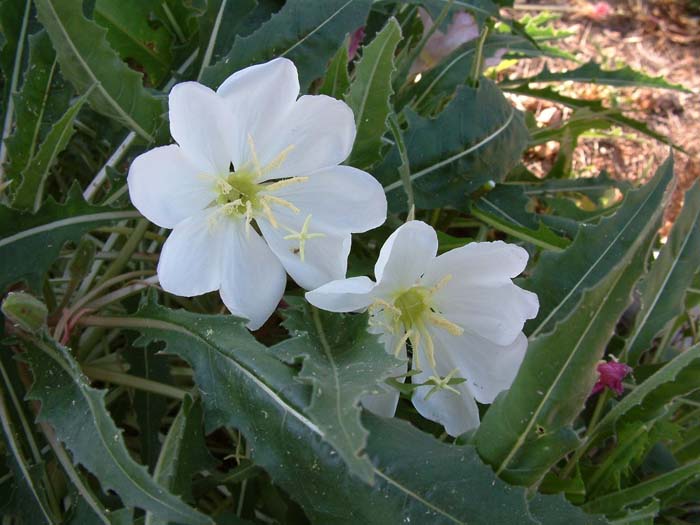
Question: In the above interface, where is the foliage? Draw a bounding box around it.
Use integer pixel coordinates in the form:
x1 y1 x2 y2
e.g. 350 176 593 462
0 1 695 523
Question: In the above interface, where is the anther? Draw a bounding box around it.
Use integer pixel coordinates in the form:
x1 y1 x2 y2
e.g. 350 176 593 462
427 312 464 336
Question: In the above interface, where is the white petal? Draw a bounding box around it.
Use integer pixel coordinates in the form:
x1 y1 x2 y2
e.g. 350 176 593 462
219 222 287 331
305 276 377 312
255 95 356 181
411 344 480 436
429 325 528 404
157 208 224 296
269 165 386 234
374 221 437 289
423 240 530 287
361 341 407 418
433 282 539 346
128 145 217 228
216 58 299 170
258 213 350 290
168 82 231 174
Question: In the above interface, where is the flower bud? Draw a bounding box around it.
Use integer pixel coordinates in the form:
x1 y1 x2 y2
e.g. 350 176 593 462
2 292 48 333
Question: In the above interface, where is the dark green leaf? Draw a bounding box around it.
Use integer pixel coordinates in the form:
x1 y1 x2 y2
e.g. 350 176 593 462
523 156 674 338
201 0 372 91
274 302 398 483
34 0 165 141
318 42 349 99
625 181 700 363
380 79 529 211
0 185 139 292
345 17 401 168
12 92 88 211
22 333 211 524
93 0 174 86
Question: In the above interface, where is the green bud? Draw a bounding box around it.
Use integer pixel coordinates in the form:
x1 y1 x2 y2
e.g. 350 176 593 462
1 292 48 333
68 238 96 280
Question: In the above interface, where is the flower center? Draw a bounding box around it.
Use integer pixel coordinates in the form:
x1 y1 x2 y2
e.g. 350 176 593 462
207 134 326 261
369 275 463 371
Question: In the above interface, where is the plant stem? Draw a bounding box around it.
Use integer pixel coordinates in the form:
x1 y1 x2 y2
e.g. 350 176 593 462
96 219 150 287
82 365 187 400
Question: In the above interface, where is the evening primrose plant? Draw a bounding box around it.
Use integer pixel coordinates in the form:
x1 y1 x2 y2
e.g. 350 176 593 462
0 2 696 525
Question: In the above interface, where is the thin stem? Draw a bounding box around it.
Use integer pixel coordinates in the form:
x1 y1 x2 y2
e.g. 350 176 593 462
388 113 413 212
82 365 187 400
467 24 490 87
96 219 150 286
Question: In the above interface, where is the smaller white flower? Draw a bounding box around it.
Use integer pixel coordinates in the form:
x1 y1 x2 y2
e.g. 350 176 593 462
306 221 539 436
128 58 387 330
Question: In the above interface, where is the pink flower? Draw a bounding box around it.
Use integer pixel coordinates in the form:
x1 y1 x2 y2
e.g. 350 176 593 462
348 27 366 61
591 359 632 396
585 2 612 21
410 9 504 76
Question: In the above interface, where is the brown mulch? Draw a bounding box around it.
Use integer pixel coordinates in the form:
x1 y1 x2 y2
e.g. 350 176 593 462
504 0 700 233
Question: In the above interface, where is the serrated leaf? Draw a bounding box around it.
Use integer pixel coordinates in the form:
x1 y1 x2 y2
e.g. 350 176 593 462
34 0 165 141
21 333 211 525
592 343 700 443
523 156 674 338
625 181 700 364
318 42 349 98
119 301 606 524
506 86 685 152
504 61 689 92
583 460 700 515
274 302 398 483
145 395 216 525
475 235 653 486
93 0 174 86
201 0 372 91
12 91 88 211
345 18 401 168
4 30 71 185
0 185 139 292
380 79 529 211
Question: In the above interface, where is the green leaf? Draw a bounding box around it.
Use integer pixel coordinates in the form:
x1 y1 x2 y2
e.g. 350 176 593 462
12 91 88 211
193 0 257 81
503 61 690 92
592 343 700 442
145 395 215 525
201 0 372 91
0 186 139 292
274 302 398 483
118 301 606 524
380 79 529 211
34 0 165 141
583 460 700 515
0 0 32 174
93 0 174 86
475 237 653 486
345 18 401 168
22 333 211 525
523 156 674 338
624 181 700 364
4 30 71 185
318 42 349 99
505 86 685 152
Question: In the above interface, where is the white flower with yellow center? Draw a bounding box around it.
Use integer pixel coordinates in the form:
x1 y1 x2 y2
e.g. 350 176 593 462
306 221 539 436
128 58 387 329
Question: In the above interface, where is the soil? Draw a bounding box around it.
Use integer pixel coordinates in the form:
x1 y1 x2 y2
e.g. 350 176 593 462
504 0 700 233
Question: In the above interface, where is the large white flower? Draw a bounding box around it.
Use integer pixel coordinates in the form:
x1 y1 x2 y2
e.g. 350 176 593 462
306 221 538 436
128 58 387 329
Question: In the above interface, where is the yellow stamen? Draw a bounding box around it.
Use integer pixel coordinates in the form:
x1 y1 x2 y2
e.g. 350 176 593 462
263 194 300 214
260 199 278 228
282 215 325 262
427 312 464 336
394 329 412 357
247 134 263 178
263 144 296 174
429 274 452 294
264 176 308 192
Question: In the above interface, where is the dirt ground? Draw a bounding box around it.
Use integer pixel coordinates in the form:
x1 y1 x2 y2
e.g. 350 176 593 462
505 0 700 231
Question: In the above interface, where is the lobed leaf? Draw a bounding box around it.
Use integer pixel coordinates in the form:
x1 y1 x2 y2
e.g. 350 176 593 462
318 42 350 99
21 333 211 524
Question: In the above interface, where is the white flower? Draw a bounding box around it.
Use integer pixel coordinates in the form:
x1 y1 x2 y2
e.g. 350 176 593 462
128 58 387 330
306 221 538 436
